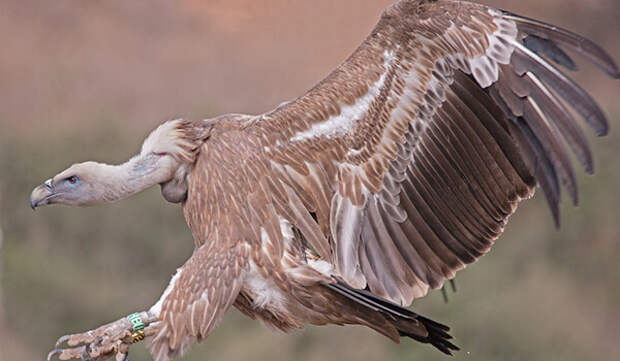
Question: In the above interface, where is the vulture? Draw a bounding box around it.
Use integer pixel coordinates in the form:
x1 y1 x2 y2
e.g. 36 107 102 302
30 1 618 360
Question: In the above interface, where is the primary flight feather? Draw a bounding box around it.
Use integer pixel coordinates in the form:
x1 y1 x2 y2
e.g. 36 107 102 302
29 1 618 360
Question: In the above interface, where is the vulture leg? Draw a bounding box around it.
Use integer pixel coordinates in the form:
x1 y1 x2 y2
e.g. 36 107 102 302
48 311 159 361
440 279 458 303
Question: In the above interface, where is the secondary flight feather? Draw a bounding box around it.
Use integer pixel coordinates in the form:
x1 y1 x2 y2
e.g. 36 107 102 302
29 1 618 360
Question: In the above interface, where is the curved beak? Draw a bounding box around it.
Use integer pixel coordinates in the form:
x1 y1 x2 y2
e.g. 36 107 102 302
30 179 56 209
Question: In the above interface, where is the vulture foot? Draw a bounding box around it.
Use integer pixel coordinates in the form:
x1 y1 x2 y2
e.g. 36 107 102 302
47 311 158 361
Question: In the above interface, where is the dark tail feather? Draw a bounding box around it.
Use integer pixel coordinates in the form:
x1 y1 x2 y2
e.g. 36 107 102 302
399 317 458 356
321 279 460 355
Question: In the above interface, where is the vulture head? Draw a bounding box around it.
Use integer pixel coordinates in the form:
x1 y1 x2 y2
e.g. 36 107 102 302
30 119 208 209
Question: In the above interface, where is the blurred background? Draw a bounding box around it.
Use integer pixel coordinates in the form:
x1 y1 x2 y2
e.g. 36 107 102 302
1 1 619 360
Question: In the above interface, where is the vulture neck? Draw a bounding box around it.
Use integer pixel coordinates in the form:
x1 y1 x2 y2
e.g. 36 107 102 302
98 154 174 203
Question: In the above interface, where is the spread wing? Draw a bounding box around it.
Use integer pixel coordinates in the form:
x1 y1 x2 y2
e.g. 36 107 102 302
253 0 619 305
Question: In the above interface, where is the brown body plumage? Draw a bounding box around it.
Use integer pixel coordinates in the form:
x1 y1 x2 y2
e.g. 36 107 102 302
29 1 618 361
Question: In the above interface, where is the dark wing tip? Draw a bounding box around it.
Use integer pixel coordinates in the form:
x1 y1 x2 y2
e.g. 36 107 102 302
607 63 620 79
523 35 578 72
588 112 610 137
502 11 620 79
603 57 620 79
594 119 610 137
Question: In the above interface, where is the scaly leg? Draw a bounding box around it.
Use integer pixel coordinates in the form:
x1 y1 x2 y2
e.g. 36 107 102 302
48 311 159 361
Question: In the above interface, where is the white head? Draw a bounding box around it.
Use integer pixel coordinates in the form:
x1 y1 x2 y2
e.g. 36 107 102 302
30 119 208 208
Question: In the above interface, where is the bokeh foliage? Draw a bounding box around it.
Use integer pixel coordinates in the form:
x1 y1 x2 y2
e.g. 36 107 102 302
1 1 619 361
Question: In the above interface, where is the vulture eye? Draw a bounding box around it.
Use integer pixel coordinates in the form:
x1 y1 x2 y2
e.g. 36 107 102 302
65 176 79 185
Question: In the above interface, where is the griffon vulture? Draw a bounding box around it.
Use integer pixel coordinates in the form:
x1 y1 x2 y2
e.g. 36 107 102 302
29 1 618 360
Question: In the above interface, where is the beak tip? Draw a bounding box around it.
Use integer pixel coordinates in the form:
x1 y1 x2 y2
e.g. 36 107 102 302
30 186 44 210
30 182 57 210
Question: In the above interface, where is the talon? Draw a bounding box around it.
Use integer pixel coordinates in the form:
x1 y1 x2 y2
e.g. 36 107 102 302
47 349 62 361
81 344 92 361
48 314 148 361
115 351 129 361
55 335 71 348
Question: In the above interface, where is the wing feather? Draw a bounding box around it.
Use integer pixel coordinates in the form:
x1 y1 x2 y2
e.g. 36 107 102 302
511 42 609 135
524 72 594 174
422 124 498 234
148 242 248 361
452 72 535 192
247 0 617 305
503 12 620 78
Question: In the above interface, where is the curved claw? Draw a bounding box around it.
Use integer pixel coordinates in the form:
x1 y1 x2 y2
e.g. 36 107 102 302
48 312 151 361
55 335 71 348
115 351 129 361
47 349 62 361
80 345 92 361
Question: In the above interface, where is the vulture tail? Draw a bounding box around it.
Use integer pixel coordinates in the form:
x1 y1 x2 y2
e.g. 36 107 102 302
321 279 459 355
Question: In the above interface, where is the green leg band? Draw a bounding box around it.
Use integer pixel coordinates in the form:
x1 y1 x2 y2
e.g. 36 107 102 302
127 312 145 332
